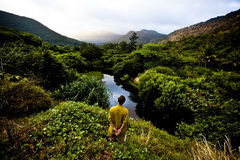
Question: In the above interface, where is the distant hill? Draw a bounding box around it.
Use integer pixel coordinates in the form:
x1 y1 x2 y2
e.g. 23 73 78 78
110 29 166 44
158 9 240 43
76 31 123 44
0 10 82 46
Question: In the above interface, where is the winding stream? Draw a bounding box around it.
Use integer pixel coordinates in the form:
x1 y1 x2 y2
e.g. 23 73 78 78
102 74 139 118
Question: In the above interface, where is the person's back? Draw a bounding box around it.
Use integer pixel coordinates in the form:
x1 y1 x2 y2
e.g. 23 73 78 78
108 95 129 142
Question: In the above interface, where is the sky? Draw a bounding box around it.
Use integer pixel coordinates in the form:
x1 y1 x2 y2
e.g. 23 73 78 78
0 0 240 40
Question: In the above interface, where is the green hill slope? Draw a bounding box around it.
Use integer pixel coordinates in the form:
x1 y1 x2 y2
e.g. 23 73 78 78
0 101 191 159
0 10 82 46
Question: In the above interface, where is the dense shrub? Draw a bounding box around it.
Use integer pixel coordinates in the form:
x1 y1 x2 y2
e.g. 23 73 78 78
56 52 88 72
138 71 192 131
176 99 240 147
52 76 111 108
0 78 53 118
2 43 69 90
138 69 240 147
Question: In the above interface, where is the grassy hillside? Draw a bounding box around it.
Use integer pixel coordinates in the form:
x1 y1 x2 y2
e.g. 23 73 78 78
0 10 82 46
0 101 191 159
2 101 239 159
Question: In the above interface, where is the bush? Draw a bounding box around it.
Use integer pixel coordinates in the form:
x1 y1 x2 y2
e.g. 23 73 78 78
52 76 111 108
0 78 53 118
2 44 69 90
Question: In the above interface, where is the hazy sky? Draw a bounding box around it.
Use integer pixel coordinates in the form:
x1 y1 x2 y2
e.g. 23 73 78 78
0 0 240 39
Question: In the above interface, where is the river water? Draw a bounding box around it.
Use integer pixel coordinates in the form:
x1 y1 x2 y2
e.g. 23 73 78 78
102 74 139 118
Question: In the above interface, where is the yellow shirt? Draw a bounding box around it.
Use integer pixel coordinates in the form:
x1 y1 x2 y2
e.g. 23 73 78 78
108 104 128 141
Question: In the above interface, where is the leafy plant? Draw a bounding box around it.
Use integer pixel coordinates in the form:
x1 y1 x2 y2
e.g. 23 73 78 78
52 76 111 108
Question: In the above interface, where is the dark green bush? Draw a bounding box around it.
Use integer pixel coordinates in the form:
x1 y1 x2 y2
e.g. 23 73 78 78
2 43 69 90
0 78 53 118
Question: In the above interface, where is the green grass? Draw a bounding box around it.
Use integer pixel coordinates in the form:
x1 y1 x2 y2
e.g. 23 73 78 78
0 101 191 159
79 71 104 80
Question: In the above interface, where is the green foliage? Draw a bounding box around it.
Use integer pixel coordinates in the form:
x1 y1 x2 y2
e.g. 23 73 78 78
78 71 104 80
1 43 69 89
111 43 183 79
81 43 103 61
0 101 190 159
52 76 110 108
0 27 22 44
0 77 53 118
138 68 240 145
151 66 176 76
37 52 69 89
138 71 192 131
0 27 42 46
20 32 42 47
176 99 240 146
56 52 88 72
113 52 144 78
209 70 240 99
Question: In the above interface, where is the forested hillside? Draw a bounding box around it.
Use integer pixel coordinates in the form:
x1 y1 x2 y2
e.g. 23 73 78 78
1 8 240 159
0 10 81 46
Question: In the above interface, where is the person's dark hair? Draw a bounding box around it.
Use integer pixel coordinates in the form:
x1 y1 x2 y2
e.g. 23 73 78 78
118 95 126 105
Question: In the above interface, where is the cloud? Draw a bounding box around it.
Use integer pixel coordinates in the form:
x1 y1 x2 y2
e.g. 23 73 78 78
0 0 240 38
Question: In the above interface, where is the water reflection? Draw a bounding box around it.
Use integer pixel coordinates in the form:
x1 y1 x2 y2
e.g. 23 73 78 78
102 74 139 118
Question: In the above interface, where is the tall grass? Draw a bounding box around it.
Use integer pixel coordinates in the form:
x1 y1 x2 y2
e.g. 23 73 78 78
191 135 240 160
52 75 111 108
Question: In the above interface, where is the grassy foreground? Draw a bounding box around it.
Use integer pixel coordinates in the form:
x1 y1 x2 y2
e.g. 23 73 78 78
1 101 191 159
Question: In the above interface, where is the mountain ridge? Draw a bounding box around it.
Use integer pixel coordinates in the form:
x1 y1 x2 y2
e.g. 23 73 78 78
158 9 240 43
0 10 82 46
110 29 166 44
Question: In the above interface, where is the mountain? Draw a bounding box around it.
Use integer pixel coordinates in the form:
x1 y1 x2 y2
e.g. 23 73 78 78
0 10 82 46
76 31 123 44
111 29 166 44
158 9 240 43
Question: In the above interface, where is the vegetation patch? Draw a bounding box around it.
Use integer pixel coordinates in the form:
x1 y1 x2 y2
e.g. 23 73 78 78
0 77 53 118
0 101 191 159
52 75 111 108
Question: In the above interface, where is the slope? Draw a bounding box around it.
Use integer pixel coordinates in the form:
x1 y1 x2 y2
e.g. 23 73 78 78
158 9 240 43
0 101 191 159
0 10 81 46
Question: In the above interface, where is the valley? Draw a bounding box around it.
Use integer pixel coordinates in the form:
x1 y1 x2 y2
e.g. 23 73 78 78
0 8 240 159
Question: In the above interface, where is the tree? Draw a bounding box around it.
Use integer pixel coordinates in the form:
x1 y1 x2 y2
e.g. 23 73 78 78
128 32 139 52
81 43 103 61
